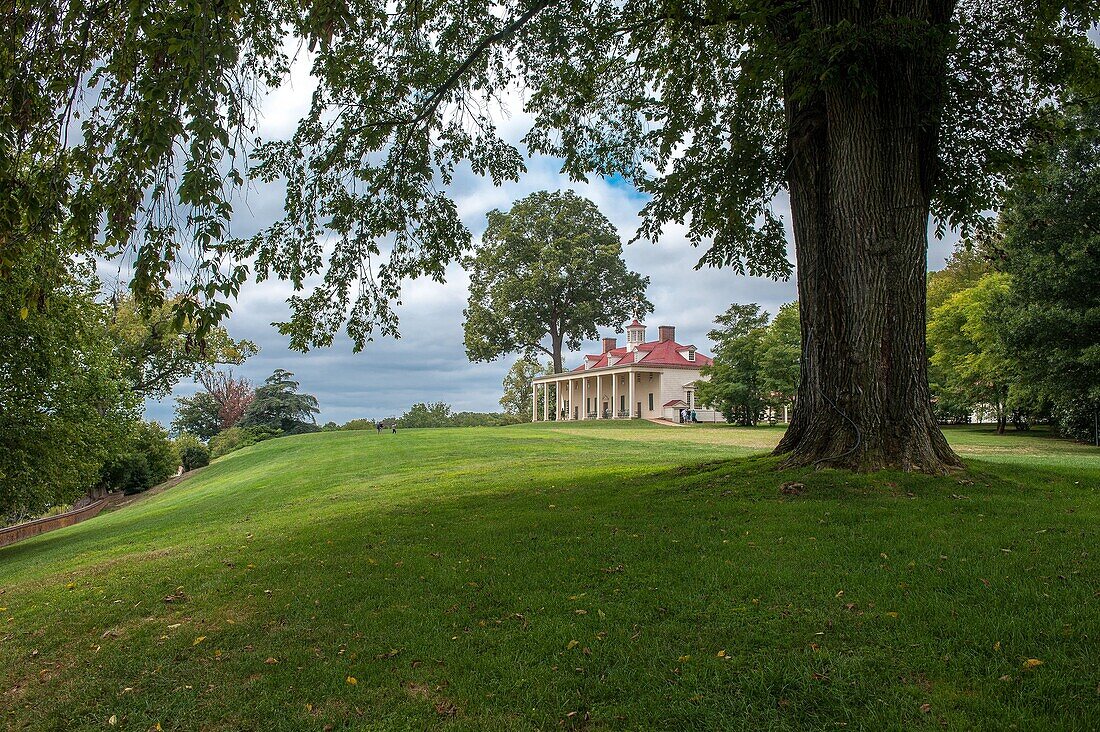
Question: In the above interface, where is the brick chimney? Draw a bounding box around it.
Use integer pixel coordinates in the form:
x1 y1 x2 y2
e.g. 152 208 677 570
658 325 675 343
601 337 617 353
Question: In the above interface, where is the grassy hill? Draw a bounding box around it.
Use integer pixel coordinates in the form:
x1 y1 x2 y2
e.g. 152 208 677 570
1 422 1098 730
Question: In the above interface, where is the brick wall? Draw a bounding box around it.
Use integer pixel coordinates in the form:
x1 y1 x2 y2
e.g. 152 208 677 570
0 499 109 549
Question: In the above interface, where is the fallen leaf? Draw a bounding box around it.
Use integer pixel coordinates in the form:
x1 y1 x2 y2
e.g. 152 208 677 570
920 703 932 714
346 676 358 685
885 612 899 618
678 655 690 663
192 636 206 646
264 657 278 665
566 640 579 650
993 641 1001 651
108 715 117 726
1022 658 1043 670
717 650 727 658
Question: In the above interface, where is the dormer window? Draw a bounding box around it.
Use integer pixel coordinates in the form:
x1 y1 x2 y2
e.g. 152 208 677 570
687 348 696 362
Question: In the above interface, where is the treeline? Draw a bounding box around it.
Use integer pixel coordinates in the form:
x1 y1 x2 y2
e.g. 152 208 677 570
350 402 521 430
173 369 321 458
0 260 256 522
923 103 1098 440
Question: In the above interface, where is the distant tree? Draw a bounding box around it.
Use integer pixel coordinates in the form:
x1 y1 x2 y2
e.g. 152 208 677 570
108 294 258 400
927 274 1016 434
997 99 1100 443
500 357 548 421
172 392 224 441
397 402 455 429
175 433 211 471
197 370 255 430
240 370 320 433
463 191 651 373
341 419 376 431
927 244 996 312
758 303 801 416
696 304 771 426
451 412 514 427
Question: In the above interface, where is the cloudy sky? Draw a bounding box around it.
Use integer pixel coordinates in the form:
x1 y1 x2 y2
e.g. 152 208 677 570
139 58 960 427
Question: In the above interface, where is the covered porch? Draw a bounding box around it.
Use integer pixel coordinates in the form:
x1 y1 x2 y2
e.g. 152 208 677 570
531 368 665 421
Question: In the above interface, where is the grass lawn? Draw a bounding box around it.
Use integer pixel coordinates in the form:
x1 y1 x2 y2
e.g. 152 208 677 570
1 422 1098 730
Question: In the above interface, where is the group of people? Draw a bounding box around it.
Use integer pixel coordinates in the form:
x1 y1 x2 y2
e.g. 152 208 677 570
375 421 397 434
679 408 699 424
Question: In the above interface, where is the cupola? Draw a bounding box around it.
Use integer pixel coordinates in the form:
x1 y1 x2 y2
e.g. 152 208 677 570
625 319 646 351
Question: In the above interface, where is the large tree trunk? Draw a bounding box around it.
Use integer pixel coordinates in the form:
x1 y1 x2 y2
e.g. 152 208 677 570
774 2 962 474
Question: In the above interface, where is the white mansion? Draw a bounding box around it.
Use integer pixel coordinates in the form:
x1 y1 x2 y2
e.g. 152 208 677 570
531 320 722 422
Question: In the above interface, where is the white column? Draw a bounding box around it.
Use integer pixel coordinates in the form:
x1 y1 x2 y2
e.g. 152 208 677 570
582 377 588 419
543 382 549 422
595 375 602 418
531 383 537 422
611 373 618 419
628 370 635 419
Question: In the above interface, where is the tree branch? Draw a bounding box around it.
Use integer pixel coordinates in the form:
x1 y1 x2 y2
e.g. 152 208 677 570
363 0 557 131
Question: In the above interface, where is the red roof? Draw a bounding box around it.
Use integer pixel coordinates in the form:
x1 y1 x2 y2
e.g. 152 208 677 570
663 399 689 408
627 319 645 328
571 337 712 373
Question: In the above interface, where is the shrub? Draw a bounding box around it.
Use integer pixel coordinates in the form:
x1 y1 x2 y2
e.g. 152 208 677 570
209 427 256 458
101 421 179 494
284 422 321 436
175 434 210 471
208 426 283 458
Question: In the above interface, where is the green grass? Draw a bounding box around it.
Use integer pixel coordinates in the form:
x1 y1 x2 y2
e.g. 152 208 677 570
1 422 1098 730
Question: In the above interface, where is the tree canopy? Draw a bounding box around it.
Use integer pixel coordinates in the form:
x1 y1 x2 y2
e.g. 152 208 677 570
696 303 800 426
8 1 1100 471
996 99 1100 441
240 369 321 433
108 294 258 400
463 190 651 373
10 2 1093 346
927 273 1016 433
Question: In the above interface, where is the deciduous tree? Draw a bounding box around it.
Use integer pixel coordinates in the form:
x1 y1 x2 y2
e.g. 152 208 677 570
927 274 1016 434
198 370 256 431
108 294 257 400
172 392 224 442
500 357 549 420
0 252 135 519
696 304 771 426
12 1 1100 471
997 100 1100 443
463 191 651 373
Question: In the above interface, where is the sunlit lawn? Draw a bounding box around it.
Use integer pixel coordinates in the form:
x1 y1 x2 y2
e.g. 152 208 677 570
1 421 1097 730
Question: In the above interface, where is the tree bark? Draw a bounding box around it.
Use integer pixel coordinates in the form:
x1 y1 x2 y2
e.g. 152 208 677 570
774 2 962 474
550 330 564 373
